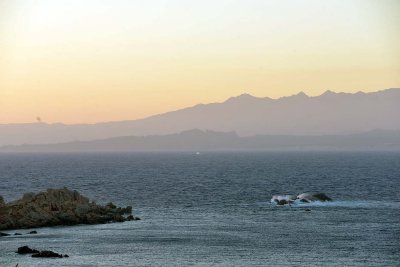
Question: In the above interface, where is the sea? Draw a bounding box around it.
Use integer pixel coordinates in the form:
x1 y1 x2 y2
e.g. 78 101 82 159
0 152 399 266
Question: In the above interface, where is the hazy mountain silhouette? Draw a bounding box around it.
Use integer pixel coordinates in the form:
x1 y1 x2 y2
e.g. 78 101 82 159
1 129 399 152
1 88 399 146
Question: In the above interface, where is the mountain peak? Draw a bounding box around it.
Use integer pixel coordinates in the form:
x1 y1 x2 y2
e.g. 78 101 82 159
224 93 258 103
320 90 336 97
278 91 309 101
236 93 256 99
294 91 308 98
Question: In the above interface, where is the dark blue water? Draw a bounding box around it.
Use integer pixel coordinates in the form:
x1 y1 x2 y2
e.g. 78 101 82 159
1 152 399 266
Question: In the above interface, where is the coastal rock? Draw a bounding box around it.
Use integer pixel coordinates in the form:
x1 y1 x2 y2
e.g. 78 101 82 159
271 192 333 206
17 246 39 254
17 246 67 258
32 250 64 258
277 199 289 206
312 193 332 201
296 192 333 202
297 193 313 201
126 215 141 221
0 188 135 230
271 195 296 206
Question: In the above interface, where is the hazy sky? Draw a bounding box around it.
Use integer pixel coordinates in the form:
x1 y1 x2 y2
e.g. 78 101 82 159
1 0 399 124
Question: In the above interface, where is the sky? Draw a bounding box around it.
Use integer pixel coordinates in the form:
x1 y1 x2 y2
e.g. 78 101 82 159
0 0 399 124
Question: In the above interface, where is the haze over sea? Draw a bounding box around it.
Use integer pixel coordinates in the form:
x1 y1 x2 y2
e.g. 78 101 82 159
1 151 399 266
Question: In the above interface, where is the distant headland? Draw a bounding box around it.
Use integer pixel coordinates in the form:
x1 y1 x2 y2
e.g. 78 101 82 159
0 88 399 148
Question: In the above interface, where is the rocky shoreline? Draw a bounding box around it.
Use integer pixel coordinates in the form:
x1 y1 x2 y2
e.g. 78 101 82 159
0 188 139 230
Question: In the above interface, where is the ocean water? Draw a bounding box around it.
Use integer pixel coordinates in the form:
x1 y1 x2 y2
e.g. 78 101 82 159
0 152 399 266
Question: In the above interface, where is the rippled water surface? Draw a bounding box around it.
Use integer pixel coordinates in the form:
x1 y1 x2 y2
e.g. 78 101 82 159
1 152 399 266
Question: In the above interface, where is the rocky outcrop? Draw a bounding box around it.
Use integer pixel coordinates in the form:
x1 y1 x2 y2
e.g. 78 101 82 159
296 193 332 202
31 250 67 258
312 193 332 201
271 192 333 205
16 246 68 258
17 246 39 254
0 188 136 230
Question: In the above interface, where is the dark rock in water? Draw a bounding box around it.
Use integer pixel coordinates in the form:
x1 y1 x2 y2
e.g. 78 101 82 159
312 193 332 201
17 246 39 254
17 246 67 258
305 209 311 212
32 250 63 258
64 254 69 258
0 232 10 236
14 233 22 235
277 199 289 206
0 187 136 230
273 192 332 205
126 215 141 221
29 231 37 234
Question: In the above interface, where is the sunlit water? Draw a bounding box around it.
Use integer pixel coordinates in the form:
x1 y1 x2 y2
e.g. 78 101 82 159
1 152 399 266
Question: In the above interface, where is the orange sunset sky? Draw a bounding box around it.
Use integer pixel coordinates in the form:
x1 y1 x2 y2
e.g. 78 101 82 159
1 0 399 124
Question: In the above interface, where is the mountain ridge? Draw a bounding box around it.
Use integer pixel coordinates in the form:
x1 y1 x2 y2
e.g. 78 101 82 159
1 129 399 152
1 88 399 146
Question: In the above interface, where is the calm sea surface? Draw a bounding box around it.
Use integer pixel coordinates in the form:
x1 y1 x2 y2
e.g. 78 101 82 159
0 152 399 266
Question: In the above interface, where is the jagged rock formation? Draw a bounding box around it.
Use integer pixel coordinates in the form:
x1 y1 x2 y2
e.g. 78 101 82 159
0 188 136 230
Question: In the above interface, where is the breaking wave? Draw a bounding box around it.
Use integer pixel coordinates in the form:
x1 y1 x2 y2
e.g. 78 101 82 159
260 200 400 209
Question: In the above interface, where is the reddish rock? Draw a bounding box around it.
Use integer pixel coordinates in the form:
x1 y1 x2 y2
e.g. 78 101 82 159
0 188 135 230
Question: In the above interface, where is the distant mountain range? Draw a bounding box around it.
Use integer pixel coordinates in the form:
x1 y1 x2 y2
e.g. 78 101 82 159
1 88 399 147
1 129 399 152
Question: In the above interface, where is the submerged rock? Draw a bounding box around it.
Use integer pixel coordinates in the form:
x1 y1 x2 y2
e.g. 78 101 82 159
0 188 135 230
0 232 10 236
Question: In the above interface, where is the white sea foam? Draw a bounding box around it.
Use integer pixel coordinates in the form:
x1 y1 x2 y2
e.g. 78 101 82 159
266 200 400 209
270 195 294 203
